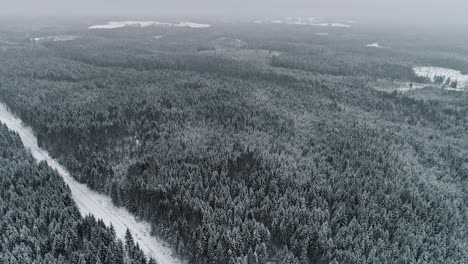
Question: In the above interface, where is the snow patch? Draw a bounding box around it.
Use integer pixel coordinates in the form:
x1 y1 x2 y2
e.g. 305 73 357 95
366 42 383 48
89 21 160 29
0 102 182 264
414 66 468 90
152 35 164 39
392 83 426 92
372 80 427 93
33 35 80 43
89 20 211 29
270 51 281 57
254 18 350 28
315 33 329 36
311 23 351 28
176 21 211 28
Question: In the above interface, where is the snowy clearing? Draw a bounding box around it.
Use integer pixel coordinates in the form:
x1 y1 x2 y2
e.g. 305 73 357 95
176 21 211 28
33 35 80 43
89 21 162 29
414 66 468 89
89 21 211 29
396 83 426 92
254 18 350 28
311 23 351 28
366 42 383 48
0 102 182 264
371 80 427 93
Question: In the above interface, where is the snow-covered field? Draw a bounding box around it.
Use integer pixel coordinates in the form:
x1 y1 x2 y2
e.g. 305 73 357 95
253 17 315 25
366 42 383 48
371 80 427 93
177 21 211 28
312 23 350 28
89 20 211 29
0 102 182 264
254 17 350 28
34 35 80 43
89 21 158 29
390 83 426 92
414 66 468 90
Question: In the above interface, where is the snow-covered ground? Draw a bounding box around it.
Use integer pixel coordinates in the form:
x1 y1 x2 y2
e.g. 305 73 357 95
89 20 211 29
152 35 164 39
0 102 182 264
315 33 329 36
312 23 350 28
414 66 468 90
176 21 211 28
366 42 383 48
89 21 164 29
392 83 426 92
254 17 350 28
253 17 316 25
371 80 427 93
33 35 80 43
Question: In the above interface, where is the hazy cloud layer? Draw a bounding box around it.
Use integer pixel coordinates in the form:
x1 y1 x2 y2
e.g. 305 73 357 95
2 0 468 24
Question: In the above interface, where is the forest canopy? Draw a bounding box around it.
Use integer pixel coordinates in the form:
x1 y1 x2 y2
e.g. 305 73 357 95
0 20 468 263
0 124 155 263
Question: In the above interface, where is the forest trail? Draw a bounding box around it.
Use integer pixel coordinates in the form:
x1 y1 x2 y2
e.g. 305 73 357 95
0 102 182 264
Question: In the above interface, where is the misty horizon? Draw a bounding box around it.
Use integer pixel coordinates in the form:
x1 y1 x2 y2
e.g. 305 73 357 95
2 0 468 25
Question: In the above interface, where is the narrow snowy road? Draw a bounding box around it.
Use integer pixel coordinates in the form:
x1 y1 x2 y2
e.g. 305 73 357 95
0 102 181 264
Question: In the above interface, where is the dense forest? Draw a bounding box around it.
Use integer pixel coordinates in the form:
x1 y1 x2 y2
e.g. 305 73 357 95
0 124 156 263
1 20 468 263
